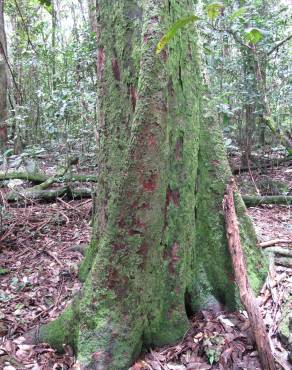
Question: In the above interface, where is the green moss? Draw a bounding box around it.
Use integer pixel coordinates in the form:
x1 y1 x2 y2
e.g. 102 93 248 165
194 112 267 310
33 1 268 368
278 293 292 350
78 239 98 282
38 305 78 352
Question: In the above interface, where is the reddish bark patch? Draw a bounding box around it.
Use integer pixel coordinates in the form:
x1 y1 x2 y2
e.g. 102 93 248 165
227 272 235 282
211 159 220 166
161 49 168 62
144 33 150 43
133 218 146 229
108 267 119 289
131 200 138 209
118 216 126 228
148 133 157 151
111 57 121 81
112 243 127 251
142 173 158 192
97 47 105 80
168 242 180 273
128 229 142 236
166 187 180 208
138 242 148 268
130 85 137 111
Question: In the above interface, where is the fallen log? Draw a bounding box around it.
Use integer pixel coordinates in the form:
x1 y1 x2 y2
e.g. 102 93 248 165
258 239 292 248
6 187 92 202
274 256 292 268
223 178 276 370
264 247 292 257
0 171 99 184
0 171 46 183
242 195 292 207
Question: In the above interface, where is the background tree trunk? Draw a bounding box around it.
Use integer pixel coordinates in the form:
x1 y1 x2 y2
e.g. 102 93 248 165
29 1 267 368
0 0 8 150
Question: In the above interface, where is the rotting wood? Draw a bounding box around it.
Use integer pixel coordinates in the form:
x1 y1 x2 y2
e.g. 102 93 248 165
223 177 277 370
242 195 292 207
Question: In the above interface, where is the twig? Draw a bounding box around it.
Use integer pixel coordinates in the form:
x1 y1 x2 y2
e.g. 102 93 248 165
44 249 63 267
267 34 292 56
247 159 261 195
57 197 84 216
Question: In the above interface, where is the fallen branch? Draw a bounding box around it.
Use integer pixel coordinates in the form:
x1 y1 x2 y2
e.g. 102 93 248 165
242 195 292 207
0 171 99 184
223 178 276 370
6 187 92 203
258 239 292 248
32 164 71 192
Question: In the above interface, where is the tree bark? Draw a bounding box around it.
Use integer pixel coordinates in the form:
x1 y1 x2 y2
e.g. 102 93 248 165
0 0 8 150
26 2 267 368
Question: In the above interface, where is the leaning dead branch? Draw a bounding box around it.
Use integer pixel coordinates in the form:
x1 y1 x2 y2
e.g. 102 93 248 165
223 178 277 370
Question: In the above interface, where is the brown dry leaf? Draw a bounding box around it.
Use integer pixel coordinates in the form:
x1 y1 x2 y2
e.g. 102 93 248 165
219 346 233 365
186 363 211 370
167 363 186 370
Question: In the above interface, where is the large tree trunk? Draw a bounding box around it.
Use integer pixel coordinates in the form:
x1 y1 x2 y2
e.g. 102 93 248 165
29 1 267 369
0 0 8 150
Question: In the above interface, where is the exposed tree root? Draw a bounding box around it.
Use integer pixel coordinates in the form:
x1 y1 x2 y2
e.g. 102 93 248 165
25 305 78 353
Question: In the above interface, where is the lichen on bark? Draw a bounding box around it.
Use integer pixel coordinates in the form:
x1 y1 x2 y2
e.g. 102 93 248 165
27 1 268 369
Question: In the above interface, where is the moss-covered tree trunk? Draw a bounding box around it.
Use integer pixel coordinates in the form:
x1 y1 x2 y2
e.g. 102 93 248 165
0 0 8 150
30 1 267 369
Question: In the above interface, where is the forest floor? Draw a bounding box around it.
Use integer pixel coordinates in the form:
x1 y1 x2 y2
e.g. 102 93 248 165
0 156 291 369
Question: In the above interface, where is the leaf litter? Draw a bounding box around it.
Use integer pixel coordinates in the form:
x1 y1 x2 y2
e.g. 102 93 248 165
0 167 291 369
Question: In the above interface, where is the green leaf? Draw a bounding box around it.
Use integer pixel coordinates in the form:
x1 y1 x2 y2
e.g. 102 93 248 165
37 0 52 14
0 267 9 275
229 7 247 21
38 0 51 6
206 3 224 20
156 15 200 54
245 27 263 45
